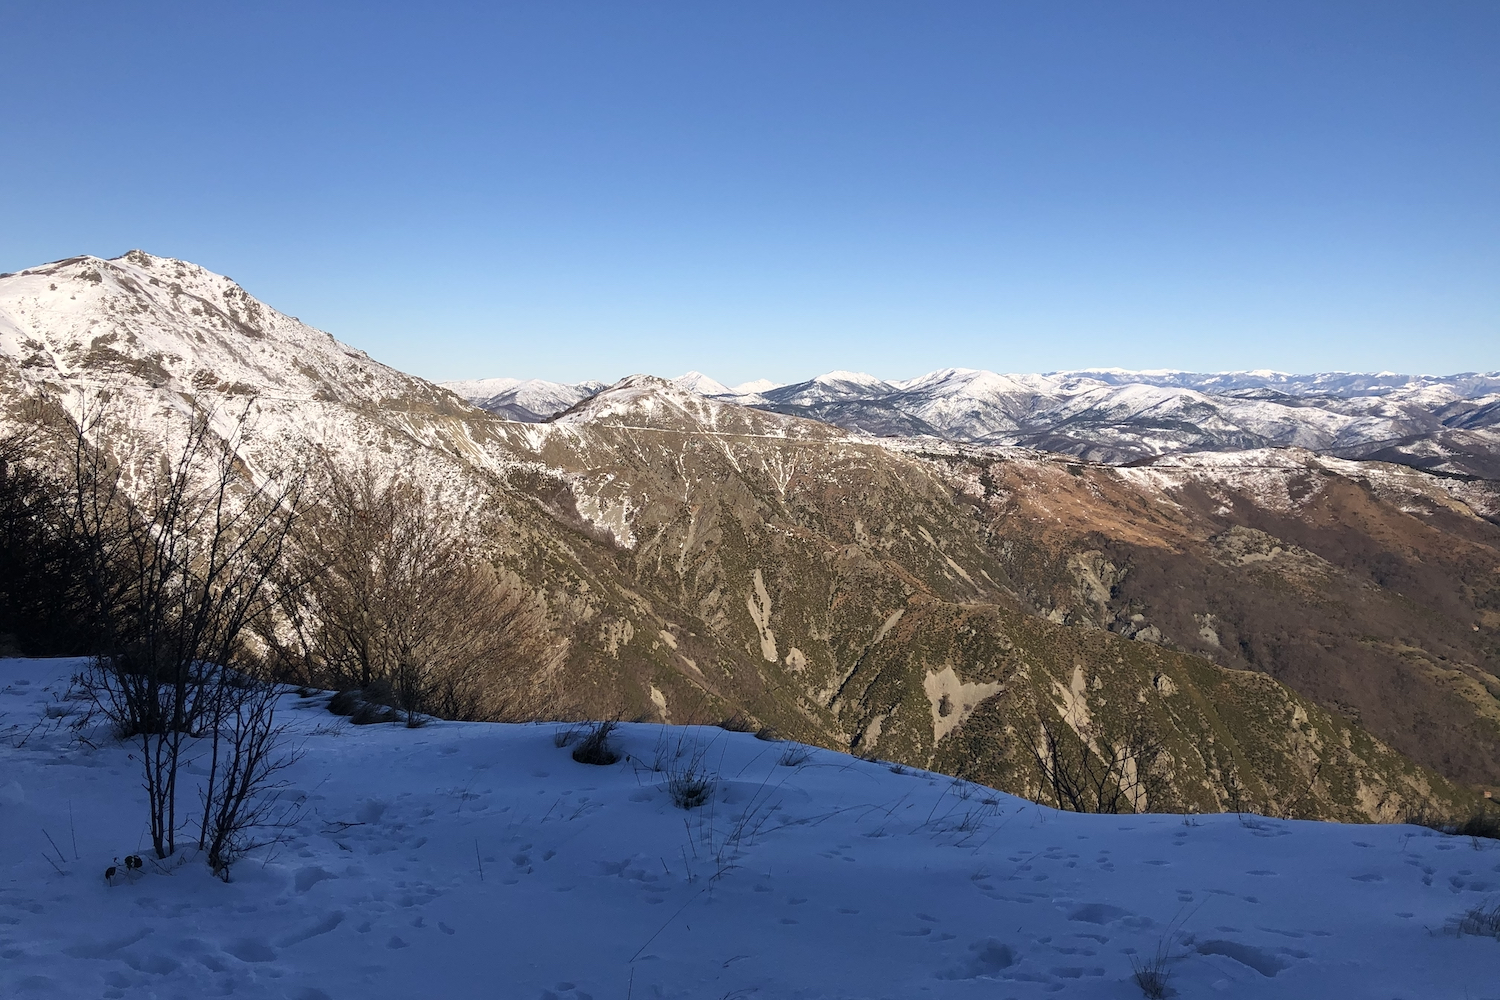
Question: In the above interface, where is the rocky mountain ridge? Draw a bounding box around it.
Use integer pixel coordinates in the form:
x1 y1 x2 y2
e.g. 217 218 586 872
448 365 1500 478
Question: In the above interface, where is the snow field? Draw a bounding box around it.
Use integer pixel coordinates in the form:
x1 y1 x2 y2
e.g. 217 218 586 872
2 657 1498 999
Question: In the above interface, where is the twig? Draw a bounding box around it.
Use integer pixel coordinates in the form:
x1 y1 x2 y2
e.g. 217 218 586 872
319 819 367 833
630 885 711 962
41 828 69 868
68 801 80 860
475 839 484 882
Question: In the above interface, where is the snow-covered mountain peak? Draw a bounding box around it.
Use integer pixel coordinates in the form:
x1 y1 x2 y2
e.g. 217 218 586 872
812 369 890 389
730 377 782 394
672 370 732 396
0 250 440 410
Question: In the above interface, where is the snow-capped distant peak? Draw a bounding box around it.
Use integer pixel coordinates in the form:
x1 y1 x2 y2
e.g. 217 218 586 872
813 370 890 388
672 371 732 396
730 378 783 395
442 376 522 396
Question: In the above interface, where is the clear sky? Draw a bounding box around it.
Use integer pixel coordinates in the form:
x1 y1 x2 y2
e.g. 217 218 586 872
1 2 1496 386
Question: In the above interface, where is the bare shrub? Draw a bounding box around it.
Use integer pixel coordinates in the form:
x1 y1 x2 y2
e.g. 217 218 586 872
62 402 303 863
1025 698 1166 814
0 410 96 655
1406 807 1500 842
571 720 620 765
198 676 302 878
327 690 363 716
663 734 716 809
778 743 813 767
754 726 781 742
272 465 548 725
1456 810 1500 841
1452 899 1500 940
717 712 755 733
1130 942 1172 999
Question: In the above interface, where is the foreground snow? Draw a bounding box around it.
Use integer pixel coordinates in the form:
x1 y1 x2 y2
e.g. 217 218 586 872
2 658 1497 999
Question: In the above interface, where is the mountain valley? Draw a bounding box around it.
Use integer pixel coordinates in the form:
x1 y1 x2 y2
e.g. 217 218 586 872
3 251 1498 822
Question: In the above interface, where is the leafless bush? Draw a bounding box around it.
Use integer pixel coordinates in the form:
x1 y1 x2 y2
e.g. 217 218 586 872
778 743 813 767
754 726 781 742
1130 940 1173 999
1456 810 1500 841
1409 807 1500 842
717 712 755 733
662 733 716 809
1452 899 1500 940
1025 699 1166 814
0 409 96 655
327 689 364 716
270 465 548 725
198 676 303 878
63 402 303 863
571 720 620 765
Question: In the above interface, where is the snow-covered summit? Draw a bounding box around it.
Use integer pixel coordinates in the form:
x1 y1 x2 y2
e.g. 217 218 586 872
730 377 782 394
0 251 445 409
671 370 732 396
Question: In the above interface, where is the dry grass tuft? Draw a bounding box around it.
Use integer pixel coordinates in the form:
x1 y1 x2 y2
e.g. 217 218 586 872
571 721 620 766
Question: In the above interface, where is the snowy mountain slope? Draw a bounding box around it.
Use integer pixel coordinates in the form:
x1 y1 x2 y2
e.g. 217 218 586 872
0 251 519 494
3 656 1499 1000
0 251 445 407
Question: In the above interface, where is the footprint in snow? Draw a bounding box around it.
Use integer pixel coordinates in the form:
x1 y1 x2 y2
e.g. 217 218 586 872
936 939 1016 980
1067 903 1130 925
122 952 179 975
294 866 337 892
1195 940 1288 977
274 911 344 948
225 938 276 963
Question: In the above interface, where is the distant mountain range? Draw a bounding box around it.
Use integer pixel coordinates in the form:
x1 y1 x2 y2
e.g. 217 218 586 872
443 367 1500 478
4 251 1499 817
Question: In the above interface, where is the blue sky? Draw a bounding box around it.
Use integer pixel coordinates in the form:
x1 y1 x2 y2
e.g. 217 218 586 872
1 2 1496 386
